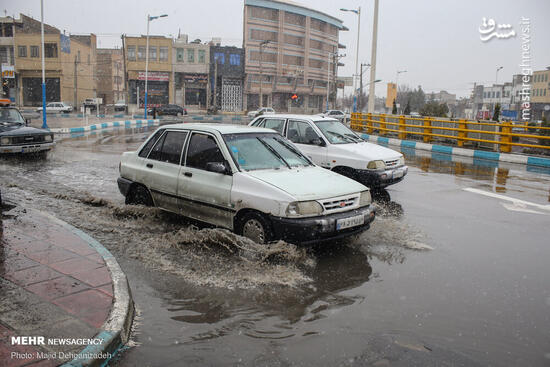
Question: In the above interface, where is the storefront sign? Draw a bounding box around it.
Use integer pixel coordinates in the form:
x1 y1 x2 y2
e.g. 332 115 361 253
183 74 207 83
138 72 170 82
1 64 15 79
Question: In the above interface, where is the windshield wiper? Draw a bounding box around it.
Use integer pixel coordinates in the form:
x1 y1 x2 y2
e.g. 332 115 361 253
273 137 313 166
326 130 357 143
344 133 363 142
256 137 291 169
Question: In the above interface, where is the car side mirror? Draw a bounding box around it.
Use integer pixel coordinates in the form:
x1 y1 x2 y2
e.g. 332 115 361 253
312 138 325 146
206 162 231 175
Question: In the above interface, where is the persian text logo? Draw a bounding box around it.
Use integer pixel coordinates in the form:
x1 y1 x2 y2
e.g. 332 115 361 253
479 17 516 42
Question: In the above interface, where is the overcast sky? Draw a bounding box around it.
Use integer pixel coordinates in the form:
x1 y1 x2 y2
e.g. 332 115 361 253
6 0 549 98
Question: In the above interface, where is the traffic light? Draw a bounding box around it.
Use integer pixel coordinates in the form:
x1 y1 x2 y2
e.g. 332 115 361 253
291 94 298 100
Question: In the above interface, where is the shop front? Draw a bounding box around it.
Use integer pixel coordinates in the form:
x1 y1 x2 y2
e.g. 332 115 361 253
129 71 170 108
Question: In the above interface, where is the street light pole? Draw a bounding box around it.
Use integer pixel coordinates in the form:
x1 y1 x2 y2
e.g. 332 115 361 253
259 40 270 109
367 0 379 113
340 7 360 113
495 66 503 84
144 14 167 119
40 0 47 129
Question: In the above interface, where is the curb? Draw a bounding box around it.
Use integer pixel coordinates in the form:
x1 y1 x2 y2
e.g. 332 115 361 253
50 119 160 134
361 133 550 168
31 209 134 367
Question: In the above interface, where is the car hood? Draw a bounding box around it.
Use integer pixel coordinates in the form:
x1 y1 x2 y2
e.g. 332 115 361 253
331 141 402 160
0 125 51 136
244 165 367 200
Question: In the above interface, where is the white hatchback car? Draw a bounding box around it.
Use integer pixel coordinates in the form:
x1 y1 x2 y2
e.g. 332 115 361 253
118 124 375 244
249 115 408 188
247 107 275 118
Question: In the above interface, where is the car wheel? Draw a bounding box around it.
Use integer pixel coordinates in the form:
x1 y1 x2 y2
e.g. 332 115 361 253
126 185 154 206
238 212 272 244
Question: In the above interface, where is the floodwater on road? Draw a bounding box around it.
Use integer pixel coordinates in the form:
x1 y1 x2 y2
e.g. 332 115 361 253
1 126 549 366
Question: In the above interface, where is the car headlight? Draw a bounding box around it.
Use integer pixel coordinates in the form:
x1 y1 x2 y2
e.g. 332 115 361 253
44 134 53 142
286 201 323 217
367 160 385 170
398 156 405 166
0 137 10 145
359 190 372 206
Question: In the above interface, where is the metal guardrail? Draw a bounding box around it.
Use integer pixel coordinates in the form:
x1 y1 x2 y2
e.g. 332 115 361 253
350 113 550 153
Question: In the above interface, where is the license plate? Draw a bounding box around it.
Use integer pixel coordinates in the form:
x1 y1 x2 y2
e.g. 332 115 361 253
393 169 404 179
21 146 42 153
336 214 365 230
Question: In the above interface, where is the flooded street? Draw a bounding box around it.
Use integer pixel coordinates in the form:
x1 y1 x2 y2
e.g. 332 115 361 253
1 125 549 366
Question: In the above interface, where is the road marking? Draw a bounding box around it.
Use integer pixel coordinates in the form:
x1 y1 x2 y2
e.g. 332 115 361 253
463 187 550 214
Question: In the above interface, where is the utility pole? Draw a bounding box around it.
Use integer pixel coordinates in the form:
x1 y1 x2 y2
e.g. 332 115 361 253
40 0 47 128
213 59 218 109
73 55 78 108
259 40 270 109
367 0 379 113
121 34 128 112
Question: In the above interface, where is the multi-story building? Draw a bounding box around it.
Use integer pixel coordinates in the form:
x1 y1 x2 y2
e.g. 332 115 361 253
173 34 210 110
123 35 172 110
96 48 124 105
532 68 550 120
10 14 96 107
430 90 456 106
0 16 21 103
481 83 512 116
210 45 245 112
242 0 346 113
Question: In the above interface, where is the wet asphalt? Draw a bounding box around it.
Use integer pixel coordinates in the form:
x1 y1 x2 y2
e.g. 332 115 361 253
0 124 549 366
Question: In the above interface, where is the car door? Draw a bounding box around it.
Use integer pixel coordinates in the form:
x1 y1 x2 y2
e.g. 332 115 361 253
286 119 328 167
141 130 188 212
178 132 233 228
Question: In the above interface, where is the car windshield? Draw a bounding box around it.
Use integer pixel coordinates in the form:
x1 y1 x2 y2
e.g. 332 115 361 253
0 108 25 125
223 132 312 171
314 119 363 144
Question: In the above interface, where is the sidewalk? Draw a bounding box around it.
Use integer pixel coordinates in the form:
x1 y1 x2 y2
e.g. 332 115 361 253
0 204 133 367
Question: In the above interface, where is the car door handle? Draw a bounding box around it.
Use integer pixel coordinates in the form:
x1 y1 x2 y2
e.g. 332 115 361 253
184 172 192 177
146 163 153 168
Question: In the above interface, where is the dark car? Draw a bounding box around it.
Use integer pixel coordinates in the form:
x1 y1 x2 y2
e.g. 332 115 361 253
148 104 187 117
0 100 54 154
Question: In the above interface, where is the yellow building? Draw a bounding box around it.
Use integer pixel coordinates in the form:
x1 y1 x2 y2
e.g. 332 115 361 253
123 35 173 108
532 69 550 104
386 82 396 109
13 14 96 107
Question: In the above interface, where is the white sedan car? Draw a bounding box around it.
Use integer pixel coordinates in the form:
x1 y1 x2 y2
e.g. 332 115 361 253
247 107 275 118
250 114 408 188
118 124 375 244
36 102 73 113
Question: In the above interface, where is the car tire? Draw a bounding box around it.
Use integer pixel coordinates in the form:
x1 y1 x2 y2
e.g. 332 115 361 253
126 184 154 206
238 212 273 244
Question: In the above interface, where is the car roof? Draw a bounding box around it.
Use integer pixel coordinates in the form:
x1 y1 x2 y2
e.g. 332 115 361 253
159 123 277 134
255 114 339 122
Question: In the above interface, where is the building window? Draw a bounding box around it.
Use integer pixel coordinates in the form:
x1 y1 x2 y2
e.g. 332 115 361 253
18 45 27 57
149 46 157 61
87 54 90 65
249 6 279 22
159 47 168 61
311 19 327 33
138 46 146 60
127 46 136 60
77 50 81 62
250 29 278 42
30 46 39 58
496 92 500 98
0 47 7 63
198 50 205 63
176 48 184 62
44 43 57 58
284 34 304 47
0 23 13 37
229 54 240 66
214 52 224 64
187 49 195 63
284 12 305 27
250 50 276 63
